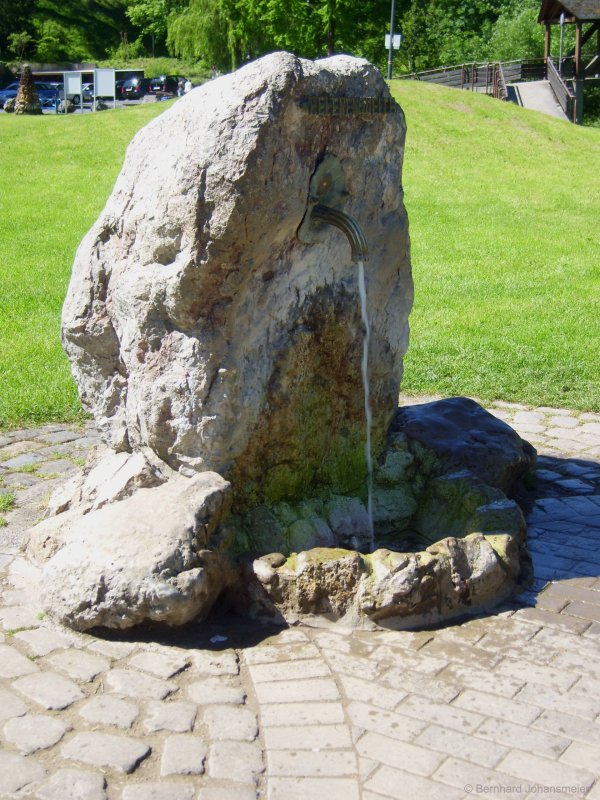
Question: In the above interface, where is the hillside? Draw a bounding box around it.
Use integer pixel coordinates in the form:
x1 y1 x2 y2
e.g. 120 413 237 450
392 80 600 411
0 83 599 428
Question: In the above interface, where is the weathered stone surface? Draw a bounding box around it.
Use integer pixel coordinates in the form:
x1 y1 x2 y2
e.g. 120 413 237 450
79 695 139 728
61 731 150 773
0 643 39 678
35 769 107 800
143 700 197 733
44 446 170 519
247 527 525 629
12 672 85 710
392 397 536 491
62 52 411 507
160 733 207 775
105 669 177 700
3 713 70 753
33 471 232 629
0 688 28 720
0 751 46 796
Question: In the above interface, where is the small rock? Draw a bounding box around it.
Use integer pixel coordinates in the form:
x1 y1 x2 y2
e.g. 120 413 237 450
0 643 39 679
128 650 189 679
3 713 70 754
192 650 239 676
12 671 84 709
61 731 150 774
14 627 76 657
203 705 258 741
143 700 197 733
0 750 46 795
188 680 246 705
35 769 107 800
160 733 207 775
122 783 194 800
79 695 139 729
208 740 264 782
45 649 109 681
105 668 177 700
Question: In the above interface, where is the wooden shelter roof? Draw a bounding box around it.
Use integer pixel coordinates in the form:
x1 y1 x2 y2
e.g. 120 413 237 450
539 0 600 23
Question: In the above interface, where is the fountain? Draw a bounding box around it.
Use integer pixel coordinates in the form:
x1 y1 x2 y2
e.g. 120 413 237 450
26 52 535 632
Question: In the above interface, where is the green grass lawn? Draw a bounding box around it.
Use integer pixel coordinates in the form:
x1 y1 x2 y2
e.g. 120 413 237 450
0 104 169 429
392 80 600 411
0 85 599 430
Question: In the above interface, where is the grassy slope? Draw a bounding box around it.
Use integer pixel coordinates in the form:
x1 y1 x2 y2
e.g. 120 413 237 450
392 80 600 411
0 85 598 428
0 104 169 428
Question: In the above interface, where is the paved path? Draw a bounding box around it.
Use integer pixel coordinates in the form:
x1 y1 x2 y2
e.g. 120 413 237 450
510 80 569 121
0 399 599 799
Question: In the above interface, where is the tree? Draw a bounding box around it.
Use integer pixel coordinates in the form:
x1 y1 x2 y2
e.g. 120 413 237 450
487 0 544 61
0 0 36 58
8 31 34 60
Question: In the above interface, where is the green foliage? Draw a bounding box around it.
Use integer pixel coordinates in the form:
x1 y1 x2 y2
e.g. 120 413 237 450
8 31 34 60
0 0 36 58
0 493 16 513
486 0 544 61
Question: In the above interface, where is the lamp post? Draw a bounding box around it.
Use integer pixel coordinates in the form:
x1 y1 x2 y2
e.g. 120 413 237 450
387 0 396 80
559 12 565 75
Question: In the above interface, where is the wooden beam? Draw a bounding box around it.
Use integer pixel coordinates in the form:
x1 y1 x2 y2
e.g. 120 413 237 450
545 22 552 65
575 21 582 78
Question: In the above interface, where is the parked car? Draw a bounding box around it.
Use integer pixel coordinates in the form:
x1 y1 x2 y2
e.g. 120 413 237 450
149 75 185 95
68 83 94 104
120 77 152 100
0 80 58 108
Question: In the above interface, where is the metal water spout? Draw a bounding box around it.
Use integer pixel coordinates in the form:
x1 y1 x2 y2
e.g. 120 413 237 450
298 155 369 262
311 203 369 263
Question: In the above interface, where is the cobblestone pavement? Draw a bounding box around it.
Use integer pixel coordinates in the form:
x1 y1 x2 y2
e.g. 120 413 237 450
0 399 599 799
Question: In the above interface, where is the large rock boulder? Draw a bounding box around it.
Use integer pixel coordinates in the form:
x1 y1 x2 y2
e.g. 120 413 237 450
62 52 412 509
36 472 232 630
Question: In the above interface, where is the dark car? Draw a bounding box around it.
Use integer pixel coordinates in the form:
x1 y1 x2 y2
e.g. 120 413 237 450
149 75 185 95
0 80 59 108
120 77 152 100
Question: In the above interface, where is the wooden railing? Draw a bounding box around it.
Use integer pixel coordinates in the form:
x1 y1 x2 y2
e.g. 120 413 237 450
547 57 575 121
400 59 546 95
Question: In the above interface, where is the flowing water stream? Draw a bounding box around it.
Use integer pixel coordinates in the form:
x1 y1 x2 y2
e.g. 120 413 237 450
357 260 375 550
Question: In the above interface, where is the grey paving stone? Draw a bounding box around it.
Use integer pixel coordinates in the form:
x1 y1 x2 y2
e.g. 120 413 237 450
104 668 177 700
452 688 542 726
3 713 70 754
13 671 85 709
61 731 151 774
0 452 45 469
396 693 485 733
476 716 570 758
0 687 28 720
0 750 47 796
356 731 442 777
188 679 246 705
35 769 107 800
247 658 330 683
203 705 258 741
497 748 595 791
38 431 81 445
13 627 76 657
365 765 462 800
1 472 43 488
198 787 258 800
193 649 240 676
36 460 78 476
45 649 109 682
262 724 352 750
128 650 190 679
268 748 357 778
345 701 426 742
559 741 600 771
208 740 264 783
338 673 407 708
243 643 320 665
261 701 345 727
78 695 139 729
86 639 136 659
122 783 195 800
253 677 339 704
0 643 39 678
415 724 509 768
0 604 43 630
143 699 197 733
160 733 207 776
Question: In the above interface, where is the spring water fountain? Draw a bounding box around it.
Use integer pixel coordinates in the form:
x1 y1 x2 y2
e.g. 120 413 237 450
26 52 535 631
